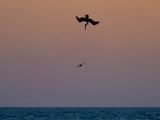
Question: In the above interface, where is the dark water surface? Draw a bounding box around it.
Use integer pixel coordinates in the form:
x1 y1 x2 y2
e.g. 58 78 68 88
0 107 160 120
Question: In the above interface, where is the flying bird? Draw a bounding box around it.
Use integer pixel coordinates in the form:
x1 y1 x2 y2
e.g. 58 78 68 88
76 63 87 69
76 14 99 30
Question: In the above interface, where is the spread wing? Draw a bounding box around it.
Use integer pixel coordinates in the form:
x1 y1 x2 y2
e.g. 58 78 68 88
88 18 99 25
75 16 87 23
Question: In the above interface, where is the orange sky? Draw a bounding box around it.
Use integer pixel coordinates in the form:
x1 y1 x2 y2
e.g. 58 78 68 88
0 0 160 107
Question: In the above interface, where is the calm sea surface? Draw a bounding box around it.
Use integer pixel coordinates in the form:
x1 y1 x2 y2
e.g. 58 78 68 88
0 107 160 120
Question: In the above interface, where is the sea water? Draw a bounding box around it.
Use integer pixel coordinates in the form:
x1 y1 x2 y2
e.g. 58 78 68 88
0 107 160 120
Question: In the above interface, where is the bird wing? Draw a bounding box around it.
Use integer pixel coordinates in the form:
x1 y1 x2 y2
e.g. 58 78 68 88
76 63 87 68
75 16 86 23
75 63 87 71
88 18 99 25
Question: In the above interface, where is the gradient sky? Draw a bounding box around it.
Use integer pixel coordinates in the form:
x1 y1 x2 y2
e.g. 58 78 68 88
0 0 160 107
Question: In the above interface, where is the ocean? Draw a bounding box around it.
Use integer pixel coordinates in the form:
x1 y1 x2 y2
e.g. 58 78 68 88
0 107 160 120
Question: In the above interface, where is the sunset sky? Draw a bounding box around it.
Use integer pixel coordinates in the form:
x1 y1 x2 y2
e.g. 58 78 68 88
0 0 160 107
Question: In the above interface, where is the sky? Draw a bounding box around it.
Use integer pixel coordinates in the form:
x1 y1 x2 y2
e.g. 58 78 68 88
0 0 160 107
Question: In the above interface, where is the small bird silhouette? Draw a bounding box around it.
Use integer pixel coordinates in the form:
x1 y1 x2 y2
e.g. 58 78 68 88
76 63 87 69
76 14 99 30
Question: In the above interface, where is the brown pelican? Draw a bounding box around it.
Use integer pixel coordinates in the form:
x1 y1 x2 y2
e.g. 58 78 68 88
76 14 99 30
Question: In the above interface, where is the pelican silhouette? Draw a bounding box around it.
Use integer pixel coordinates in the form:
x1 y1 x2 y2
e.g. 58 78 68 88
76 14 99 30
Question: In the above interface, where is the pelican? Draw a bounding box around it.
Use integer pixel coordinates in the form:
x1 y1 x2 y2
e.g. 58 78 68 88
76 14 99 30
